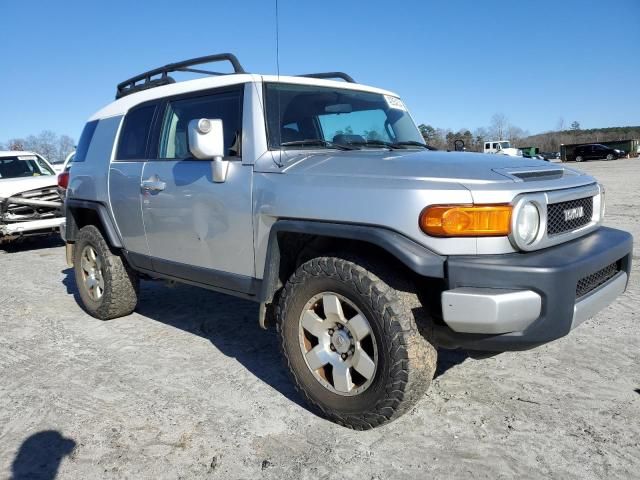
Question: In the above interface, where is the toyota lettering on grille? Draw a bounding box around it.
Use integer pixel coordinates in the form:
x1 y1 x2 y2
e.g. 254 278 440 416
564 206 585 222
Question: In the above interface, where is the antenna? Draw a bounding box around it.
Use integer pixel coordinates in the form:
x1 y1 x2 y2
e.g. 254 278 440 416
274 0 283 166
275 0 281 79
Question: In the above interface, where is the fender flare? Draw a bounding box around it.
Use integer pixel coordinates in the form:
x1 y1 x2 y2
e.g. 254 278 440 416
65 199 123 248
258 219 446 305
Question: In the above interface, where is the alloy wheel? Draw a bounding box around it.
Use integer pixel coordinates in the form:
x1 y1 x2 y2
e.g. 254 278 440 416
80 245 105 301
298 292 378 396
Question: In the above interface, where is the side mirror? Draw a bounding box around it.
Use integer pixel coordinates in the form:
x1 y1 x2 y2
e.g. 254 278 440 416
188 118 229 183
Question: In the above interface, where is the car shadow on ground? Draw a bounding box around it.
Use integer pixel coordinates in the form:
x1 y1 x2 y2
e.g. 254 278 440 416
11 430 76 480
61 270 471 411
1 235 64 254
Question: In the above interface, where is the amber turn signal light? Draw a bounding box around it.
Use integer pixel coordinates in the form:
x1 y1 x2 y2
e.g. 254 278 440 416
420 204 512 237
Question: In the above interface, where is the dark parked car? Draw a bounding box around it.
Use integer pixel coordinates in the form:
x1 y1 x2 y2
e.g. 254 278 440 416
541 151 560 161
573 144 625 162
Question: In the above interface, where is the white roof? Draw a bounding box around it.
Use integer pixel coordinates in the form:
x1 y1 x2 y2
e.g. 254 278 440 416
89 73 399 121
0 150 38 158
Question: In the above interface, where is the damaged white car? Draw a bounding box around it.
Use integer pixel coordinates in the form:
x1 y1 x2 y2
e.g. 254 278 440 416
0 151 64 243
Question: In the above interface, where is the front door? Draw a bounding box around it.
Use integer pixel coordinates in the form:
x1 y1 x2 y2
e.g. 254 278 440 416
141 87 255 283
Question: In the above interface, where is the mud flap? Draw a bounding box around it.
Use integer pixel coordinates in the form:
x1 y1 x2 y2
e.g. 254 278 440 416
66 243 74 267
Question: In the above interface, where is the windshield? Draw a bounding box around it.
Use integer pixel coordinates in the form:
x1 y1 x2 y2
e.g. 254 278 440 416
265 83 425 149
0 155 55 179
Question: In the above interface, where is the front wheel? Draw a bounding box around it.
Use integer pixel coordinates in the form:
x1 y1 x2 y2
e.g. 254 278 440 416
606 154 614 160
575 155 584 162
73 225 139 320
277 256 437 429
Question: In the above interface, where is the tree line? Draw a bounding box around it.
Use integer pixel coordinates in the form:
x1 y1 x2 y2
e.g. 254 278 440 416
418 114 640 153
0 131 75 164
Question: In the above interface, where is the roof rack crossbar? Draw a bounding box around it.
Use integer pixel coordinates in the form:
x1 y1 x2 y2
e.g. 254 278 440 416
116 53 246 99
297 72 355 83
177 67 226 76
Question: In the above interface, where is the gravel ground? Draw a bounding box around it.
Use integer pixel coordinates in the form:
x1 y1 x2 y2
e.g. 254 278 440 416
1 158 638 479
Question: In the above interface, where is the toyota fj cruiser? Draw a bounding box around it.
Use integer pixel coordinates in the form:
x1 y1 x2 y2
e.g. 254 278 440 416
63 54 633 429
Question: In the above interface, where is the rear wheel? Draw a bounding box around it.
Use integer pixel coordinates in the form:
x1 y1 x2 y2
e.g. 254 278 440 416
575 155 584 162
74 225 139 319
277 255 437 429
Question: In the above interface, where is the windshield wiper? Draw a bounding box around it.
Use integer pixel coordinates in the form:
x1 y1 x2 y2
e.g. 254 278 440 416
392 141 434 150
280 139 357 151
344 139 403 150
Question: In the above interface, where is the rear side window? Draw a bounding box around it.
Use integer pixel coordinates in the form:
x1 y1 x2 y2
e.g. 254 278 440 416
116 104 156 160
73 120 98 163
158 89 242 159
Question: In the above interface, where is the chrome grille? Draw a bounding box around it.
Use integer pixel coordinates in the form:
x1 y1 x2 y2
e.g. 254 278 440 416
576 262 620 299
2 187 61 221
547 197 593 236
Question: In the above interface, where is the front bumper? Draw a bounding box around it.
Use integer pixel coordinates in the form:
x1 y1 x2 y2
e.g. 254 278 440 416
435 227 633 351
0 217 65 236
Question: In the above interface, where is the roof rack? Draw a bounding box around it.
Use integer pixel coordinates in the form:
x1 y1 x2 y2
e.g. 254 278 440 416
115 53 246 99
297 72 355 83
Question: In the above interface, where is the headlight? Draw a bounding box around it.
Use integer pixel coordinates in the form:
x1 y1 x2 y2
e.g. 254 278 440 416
515 201 540 245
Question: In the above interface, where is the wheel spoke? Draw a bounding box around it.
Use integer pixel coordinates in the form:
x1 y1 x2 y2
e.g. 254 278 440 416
88 247 97 262
81 256 92 274
322 294 345 322
347 314 371 341
332 362 354 393
352 348 376 380
305 345 332 370
301 310 327 338
86 277 96 288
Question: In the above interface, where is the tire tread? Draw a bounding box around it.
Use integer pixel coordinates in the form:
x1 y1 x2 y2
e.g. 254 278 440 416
276 255 437 429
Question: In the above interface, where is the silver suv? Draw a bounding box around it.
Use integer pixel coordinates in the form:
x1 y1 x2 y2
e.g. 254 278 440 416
63 54 633 429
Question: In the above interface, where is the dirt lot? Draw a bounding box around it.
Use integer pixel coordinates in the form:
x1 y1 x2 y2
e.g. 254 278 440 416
1 159 638 479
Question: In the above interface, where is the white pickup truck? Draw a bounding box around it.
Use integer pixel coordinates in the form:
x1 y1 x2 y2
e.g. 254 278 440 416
484 140 523 157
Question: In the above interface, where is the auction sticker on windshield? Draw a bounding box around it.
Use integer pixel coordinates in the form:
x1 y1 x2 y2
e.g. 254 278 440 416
384 95 407 111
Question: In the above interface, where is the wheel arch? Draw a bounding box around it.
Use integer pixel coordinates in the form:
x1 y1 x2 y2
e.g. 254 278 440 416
258 220 446 317
65 199 123 249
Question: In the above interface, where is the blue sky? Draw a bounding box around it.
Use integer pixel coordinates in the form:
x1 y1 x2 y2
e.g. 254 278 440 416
1 0 638 142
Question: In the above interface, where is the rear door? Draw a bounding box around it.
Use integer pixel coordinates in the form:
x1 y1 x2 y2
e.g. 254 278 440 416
109 101 160 256
140 86 255 281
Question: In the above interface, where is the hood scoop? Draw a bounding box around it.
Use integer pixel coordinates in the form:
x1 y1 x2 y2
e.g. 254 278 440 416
493 166 579 183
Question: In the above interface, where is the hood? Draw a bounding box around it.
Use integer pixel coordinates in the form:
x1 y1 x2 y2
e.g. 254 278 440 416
278 149 570 185
0 175 58 198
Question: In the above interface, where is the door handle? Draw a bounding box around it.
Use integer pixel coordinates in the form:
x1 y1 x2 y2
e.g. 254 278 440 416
141 175 166 192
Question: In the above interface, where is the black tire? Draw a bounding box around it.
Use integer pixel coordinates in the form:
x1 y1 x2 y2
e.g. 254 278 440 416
73 225 139 320
575 155 583 162
276 255 437 429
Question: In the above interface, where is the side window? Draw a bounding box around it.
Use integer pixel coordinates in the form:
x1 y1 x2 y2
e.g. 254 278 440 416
158 89 242 159
73 120 98 163
492 143 498 149
116 104 156 160
484 143 490 150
